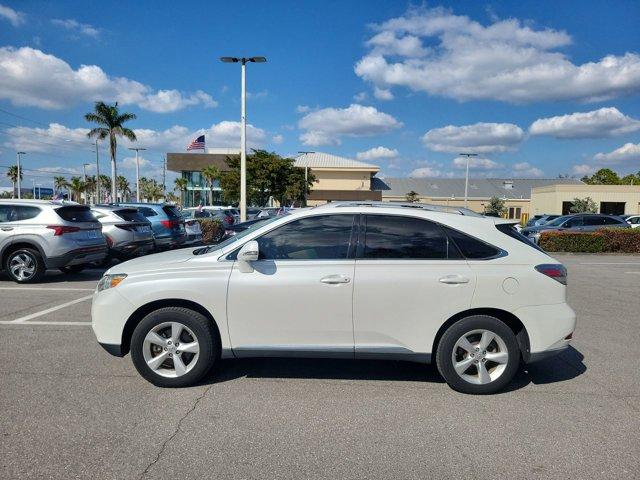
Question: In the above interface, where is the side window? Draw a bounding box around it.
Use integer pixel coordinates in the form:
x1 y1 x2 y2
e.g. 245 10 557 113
564 216 583 227
601 216 622 225
0 205 13 222
583 216 603 226
630 217 640 224
442 226 502 259
256 214 355 260
362 215 458 259
0 206 40 222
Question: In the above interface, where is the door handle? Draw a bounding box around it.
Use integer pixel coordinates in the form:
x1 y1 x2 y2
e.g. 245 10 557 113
1 227 13 231
439 275 470 285
320 274 351 284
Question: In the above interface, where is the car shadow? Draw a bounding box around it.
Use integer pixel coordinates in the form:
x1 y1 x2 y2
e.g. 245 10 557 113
199 346 586 391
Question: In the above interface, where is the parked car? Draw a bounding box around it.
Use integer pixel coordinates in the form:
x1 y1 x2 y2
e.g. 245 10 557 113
1 199 107 282
200 206 236 226
522 213 630 243
533 214 561 226
115 203 186 251
91 206 154 263
624 215 640 228
221 217 270 240
179 211 204 245
255 207 293 218
92 202 576 394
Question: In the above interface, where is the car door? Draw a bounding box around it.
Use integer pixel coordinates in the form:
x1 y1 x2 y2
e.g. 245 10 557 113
352 214 477 360
0 205 17 255
226 213 357 357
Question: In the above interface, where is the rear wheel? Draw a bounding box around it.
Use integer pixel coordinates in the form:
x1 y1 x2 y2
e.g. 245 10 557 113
130 307 219 387
4 248 45 283
59 264 86 274
436 315 520 394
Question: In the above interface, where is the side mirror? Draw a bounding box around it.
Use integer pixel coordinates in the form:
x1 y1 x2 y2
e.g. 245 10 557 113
238 240 259 262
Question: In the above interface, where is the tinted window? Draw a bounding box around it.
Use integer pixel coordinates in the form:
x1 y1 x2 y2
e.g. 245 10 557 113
257 214 355 260
443 226 502 259
115 209 148 223
601 216 623 225
0 205 41 222
137 207 157 217
362 215 457 259
563 216 583 227
55 206 97 222
162 206 181 218
630 217 640 224
495 223 544 253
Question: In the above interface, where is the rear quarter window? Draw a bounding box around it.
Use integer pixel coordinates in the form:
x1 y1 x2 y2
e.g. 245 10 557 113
495 223 545 253
442 226 503 259
55 206 97 222
115 209 148 223
137 207 158 217
162 206 181 218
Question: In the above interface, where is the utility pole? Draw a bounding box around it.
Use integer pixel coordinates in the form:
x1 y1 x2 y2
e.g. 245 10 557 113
162 155 166 197
16 151 25 199
220 56 267 222
459 153 478 208
82 163 90 204
94 139 100 203
128 147 146 202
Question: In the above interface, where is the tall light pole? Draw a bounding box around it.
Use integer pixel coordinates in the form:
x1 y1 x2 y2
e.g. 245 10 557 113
82 163 91 204
220 56 267 222
459 153 478 208
16 151 26 199
128 147 146 202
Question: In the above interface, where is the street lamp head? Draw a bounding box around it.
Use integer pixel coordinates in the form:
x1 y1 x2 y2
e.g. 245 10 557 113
220 57 239 63
17 151 26 155
249 56 267 63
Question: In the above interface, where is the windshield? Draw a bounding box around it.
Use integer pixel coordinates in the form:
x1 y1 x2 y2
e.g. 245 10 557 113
545 215 571 227
194 216 280 255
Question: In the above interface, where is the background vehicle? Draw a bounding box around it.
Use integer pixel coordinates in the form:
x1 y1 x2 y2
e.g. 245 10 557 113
179 211 204 245
221 217 270 240
92 202 575 394
255 207 293 218
624 215 640 228
116 203 185 251
201 206 236 226
1 200 107 282
91 206 154 263
522 213 630 243
533 214 561 226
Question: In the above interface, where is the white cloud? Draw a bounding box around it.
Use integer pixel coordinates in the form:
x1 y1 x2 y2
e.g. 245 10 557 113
409 166 442 178
373 87 394 100
513 161 544 177
452 156 501 170
0 47 217 112
356 146 399 161
0 3 25 26
423 122 524 153
3 123 90 153
205 121 266 149
355 7 640 103
121 156 152 169
530 107 640 139
593 143 640 165
272 134 284 144
572 164 596 175
353 91 367 102
298 103 402 146
51 18 101 38
296 105 311 113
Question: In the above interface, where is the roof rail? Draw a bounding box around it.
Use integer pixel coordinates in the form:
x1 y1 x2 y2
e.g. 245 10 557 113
318 201 484 217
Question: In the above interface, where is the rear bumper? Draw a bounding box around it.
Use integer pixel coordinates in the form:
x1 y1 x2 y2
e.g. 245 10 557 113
527 345 568 363
46 245 108 268
99 342 125 357
514 302 576 358
153 233 186 250
111 240 155 257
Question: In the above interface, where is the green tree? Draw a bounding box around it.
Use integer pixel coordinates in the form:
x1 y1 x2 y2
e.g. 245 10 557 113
620 172 640 185
484 196 507 217
84 176 97 204
98 174 111 202
201 165 221 205
116 176 131 202
582 168 621 185
6 165 22 198
54 176 67 194
141 179 164 202
174 177 188 206
405 190 420 203
67 176 86 203
85 101 137 202
570 197 597 213
220 150 316 206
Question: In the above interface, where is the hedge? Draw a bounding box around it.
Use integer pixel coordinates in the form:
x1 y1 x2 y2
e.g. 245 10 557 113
194 218 225 244
539 228 640 253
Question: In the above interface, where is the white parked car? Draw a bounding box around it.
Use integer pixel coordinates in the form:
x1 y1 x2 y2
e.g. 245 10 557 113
92 202 576 394
625 215 640 228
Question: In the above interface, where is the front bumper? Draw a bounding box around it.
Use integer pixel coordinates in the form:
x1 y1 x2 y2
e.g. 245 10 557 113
99 342 125 357
92 287 136 351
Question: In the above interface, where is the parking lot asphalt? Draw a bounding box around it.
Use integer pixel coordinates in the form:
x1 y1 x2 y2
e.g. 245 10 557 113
0 255 639 479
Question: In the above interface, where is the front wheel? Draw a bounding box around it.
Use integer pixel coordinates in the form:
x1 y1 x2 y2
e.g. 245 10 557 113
436 315 520 394
4 248 45 283
130 307 219 387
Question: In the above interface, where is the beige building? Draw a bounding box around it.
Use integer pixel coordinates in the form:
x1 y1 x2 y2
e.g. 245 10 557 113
294 152 381 205
531 184 640 216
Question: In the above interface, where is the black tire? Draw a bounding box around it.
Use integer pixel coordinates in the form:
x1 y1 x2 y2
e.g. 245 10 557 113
4 247 46 283
130 307 220 387
59 264 86 274
436 315 520 395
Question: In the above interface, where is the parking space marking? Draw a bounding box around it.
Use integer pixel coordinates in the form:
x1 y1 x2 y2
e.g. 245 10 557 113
625 271 640 274
579 262 640 265
8 295 93 324
0 320 91 325
0 287 95 291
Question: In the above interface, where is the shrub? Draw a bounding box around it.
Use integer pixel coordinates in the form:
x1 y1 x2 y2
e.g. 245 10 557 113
539 228 640 253
195 218 225 244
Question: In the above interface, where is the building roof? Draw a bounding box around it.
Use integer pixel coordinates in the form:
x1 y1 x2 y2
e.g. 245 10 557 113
294 152 379 171
373 177 584 200
166 152 235 173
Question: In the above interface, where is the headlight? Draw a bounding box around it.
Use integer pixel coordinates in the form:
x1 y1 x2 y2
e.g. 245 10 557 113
96 273 127 292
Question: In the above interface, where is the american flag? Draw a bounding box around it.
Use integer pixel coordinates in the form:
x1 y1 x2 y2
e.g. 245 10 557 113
187 135 205 151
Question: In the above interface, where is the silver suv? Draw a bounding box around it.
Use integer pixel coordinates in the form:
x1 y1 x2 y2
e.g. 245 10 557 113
91 206 154 264
0 200 107 283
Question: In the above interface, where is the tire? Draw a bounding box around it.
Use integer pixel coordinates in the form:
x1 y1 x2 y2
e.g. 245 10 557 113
130 307 219 387
436 315 520 395
59 264 86 274
4 248 46 283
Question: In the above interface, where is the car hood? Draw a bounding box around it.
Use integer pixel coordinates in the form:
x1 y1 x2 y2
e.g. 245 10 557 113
106 247 200 275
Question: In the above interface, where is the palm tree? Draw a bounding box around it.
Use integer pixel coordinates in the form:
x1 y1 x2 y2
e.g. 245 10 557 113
142 179 163 202
98 175 111 202
174 177 188 207
7 165 22 198
68 177 86 203
85 101 137 202
201 165 220 206
84 176 97 204
54 176 67 194
116 176 130 202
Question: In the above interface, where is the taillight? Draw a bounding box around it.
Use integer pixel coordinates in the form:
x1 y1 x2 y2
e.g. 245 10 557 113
105 235 113 247
224 215 233 224
47 225 81 236
161 220 179 229
535 264 567 285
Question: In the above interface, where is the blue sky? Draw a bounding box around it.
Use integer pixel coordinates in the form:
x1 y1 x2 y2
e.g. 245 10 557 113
1 0 639 190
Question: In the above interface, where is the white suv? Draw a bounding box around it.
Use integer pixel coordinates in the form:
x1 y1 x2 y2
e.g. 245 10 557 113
92 202 576 394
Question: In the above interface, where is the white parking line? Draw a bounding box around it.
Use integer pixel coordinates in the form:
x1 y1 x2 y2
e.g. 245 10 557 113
579 262 640 265
0 320 91 325
9 295 93 324
0 287 95 291
625 271 640 274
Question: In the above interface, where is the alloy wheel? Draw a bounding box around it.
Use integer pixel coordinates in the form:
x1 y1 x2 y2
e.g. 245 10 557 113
142 321 200 378
9 253 36 281
451 329 509 385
